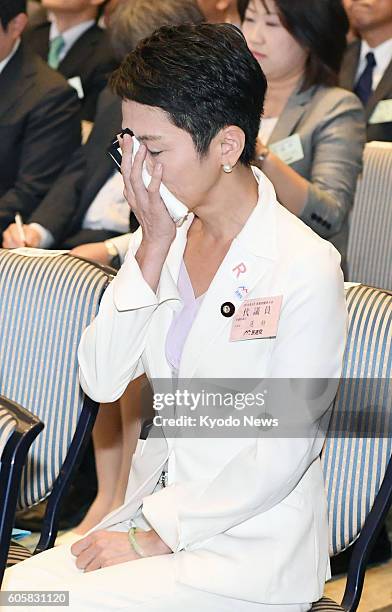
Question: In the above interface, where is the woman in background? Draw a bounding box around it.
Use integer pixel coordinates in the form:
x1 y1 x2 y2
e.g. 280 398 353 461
239 0 365 272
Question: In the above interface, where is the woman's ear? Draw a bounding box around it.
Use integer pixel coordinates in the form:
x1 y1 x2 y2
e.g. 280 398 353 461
220 125 246 169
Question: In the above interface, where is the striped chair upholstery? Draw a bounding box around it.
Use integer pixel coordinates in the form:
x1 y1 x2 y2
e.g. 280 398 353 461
0 397 43 585
311 598 344 611
0 251 112 510
6 542 32 567
347 143 392 290
311 284 392 611
0 410 17 458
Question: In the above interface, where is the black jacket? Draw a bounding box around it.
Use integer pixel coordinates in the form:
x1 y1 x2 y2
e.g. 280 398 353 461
29 87 123 244
340 40 392 142
24 21 118 121
0 42 81 232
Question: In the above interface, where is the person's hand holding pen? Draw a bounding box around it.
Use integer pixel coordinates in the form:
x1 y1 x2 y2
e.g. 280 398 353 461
2 215 41 248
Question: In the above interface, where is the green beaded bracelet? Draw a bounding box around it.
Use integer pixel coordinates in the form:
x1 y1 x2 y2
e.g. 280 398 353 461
128 527 146 558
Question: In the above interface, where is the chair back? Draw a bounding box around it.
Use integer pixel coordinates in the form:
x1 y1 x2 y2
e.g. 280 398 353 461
347 143 392 290
0 251 112 509
0 398 43 585
321 284 392 556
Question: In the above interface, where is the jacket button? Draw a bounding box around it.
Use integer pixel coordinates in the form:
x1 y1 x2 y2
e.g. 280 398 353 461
221 302 235 317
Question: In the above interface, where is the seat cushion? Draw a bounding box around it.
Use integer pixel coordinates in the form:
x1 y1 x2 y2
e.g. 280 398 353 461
311 597 344 611
6 541 32 567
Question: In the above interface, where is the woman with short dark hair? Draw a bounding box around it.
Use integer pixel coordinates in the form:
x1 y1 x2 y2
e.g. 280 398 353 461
3 23 346 611
240 0 365 272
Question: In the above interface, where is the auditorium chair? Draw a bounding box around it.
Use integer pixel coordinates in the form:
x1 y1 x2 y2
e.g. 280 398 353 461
312 284 392 611
0 249 114 584
0 398 43 585
347 142 392 290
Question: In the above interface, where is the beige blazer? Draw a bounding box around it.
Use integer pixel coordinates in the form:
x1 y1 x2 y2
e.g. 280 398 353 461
78 168 347 605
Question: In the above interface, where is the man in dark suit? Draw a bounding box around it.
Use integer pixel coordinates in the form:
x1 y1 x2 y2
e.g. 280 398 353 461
24 0 117 121
2 85 130 251
2 87 127 251
340 0 392 141
0 0 81 234
2 0 204 256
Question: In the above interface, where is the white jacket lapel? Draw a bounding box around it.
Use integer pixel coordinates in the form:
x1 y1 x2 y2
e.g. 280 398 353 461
179 170 278 379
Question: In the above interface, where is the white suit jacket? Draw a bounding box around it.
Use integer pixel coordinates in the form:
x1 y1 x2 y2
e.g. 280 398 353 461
78 168 347 605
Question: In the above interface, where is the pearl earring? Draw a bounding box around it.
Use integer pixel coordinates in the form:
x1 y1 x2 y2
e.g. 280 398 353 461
223 164 233 174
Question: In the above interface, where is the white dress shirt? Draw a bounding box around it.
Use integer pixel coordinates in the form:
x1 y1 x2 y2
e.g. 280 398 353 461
49 19 95 63
31 171 130 247
82 171 130 233
356 38 392 91
259 116 279 144
0 39 20 75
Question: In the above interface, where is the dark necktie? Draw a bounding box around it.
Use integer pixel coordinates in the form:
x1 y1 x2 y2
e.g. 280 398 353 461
354 52 376 106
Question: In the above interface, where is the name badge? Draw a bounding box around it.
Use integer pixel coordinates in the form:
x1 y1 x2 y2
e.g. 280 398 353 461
230 296 283 342
369 99 392 124
269 134 304 165
68 76 84 99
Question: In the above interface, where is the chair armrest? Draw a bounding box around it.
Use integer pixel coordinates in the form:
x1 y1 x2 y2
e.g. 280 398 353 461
0 396 44 586
341 453 392 611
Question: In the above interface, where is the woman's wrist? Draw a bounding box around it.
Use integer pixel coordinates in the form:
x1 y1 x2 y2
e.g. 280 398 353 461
137 239 172 262
135 240 171 292
254 141 271 170
128 527 147 557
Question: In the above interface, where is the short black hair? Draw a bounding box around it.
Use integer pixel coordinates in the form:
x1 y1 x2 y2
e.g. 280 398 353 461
110 23 267 166
238 0 349 90
0 0 26 29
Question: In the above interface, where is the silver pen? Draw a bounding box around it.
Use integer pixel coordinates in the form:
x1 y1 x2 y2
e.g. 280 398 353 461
15 213 27 245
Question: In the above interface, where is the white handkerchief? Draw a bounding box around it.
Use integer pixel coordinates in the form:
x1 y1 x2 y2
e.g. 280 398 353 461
132 137 189 227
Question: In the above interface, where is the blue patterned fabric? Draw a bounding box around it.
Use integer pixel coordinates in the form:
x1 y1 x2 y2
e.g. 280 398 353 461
347 144 392 290
322 284 392 556
311 597 344 611
0 251 111 509
0 409 17 468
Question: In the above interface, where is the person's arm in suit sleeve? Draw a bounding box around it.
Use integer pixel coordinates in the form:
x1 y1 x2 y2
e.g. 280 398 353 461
141 243 347 552
0 84 81 226
80 52 118 122
258 92 365 239
27 144 86 244
299 92 365 239
78 228 179 403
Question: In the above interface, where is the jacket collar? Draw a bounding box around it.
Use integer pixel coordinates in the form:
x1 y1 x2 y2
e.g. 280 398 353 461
0 42 36 118
155 168 280 378
340 41 361 91
158 166 278 303
366 57 392 119
268 84 318 144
